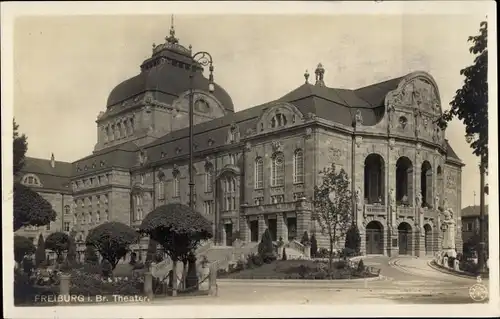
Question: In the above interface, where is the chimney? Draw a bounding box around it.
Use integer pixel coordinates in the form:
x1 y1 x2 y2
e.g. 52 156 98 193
50 153 55 168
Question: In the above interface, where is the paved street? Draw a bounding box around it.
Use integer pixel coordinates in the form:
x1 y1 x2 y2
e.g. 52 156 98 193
107 256 488 305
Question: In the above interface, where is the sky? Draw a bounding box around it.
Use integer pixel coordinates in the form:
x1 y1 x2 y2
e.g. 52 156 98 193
10 9 491 209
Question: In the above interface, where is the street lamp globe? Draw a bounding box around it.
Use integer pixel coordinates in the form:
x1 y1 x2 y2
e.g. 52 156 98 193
208 82 215 93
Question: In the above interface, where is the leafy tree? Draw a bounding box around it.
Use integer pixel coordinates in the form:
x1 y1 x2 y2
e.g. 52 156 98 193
300 231 310 246
436 21 488 169
139 203 213 296
258 228 276 263
13 119 28 176
345 224 362 255
313 164 353 271
86 222 138 270
84 245 99 265
310 234 318 258
14 236 36 263
13 183 57 231
35 234 46 267
45 232 70 261
145 238 158 265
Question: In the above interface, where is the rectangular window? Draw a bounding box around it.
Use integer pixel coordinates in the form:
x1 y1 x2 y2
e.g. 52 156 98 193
204 200 213 215
158 182 165 200
173 177 180 197
293 192 305 201
205 172 213 193
46 223 51 231
63 222 70 232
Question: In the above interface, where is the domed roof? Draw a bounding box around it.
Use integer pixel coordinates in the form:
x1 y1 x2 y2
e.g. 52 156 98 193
106 25 234 112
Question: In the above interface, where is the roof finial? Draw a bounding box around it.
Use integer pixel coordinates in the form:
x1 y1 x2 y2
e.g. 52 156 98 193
304 70 310 84
315 63 325 87
166 14 179 44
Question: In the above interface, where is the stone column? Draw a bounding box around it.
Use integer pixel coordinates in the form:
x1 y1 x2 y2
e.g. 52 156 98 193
144 272 153 299
295 198 312 239
58 274 71 305
277 213 285 241
258 214 266 240
240 216 249 243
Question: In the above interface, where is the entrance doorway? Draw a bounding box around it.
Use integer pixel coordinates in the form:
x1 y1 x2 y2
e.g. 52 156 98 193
424 224 432 255
250 220 259 242
224 223 233 246
398 222 412 255
287 218 297 241
268 218 277 241
365 221 384 254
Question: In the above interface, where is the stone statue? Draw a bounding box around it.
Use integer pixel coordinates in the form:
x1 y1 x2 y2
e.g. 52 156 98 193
355 187 365 217
434 195 440 211
415 190 422 207
439 208 457 257
389 189 396 207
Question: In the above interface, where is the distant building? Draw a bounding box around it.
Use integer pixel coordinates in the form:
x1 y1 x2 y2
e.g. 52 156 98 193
461 205 489 246
15 23 464 258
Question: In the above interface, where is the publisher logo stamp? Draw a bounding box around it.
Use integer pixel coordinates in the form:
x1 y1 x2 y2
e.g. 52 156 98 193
469 276 488 302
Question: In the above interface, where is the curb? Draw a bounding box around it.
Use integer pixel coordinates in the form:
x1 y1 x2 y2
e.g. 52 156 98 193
217 276 383 284
427 260 477 279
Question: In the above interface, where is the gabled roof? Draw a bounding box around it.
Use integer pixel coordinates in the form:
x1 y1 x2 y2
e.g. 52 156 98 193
445 140 463 163
461 205 489 217
72 141 139 175
19 157 73 192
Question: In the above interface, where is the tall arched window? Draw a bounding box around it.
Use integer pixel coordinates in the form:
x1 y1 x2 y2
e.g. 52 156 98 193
158 180 165 200
421 161 433 207
134 194 143 221
173 175 180 198
116 123 122 139
110 124 115 141
293 149 304 184
205 164 214 192
255 157 264 189
271 153 285 187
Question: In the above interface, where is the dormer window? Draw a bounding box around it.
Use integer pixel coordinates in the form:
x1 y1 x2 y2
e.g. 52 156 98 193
271 113 287 128
21 174 41 186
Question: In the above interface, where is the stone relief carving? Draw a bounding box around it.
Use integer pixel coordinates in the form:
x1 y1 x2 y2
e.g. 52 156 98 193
330 148 342 162
355 136 363 148
244 142 251 151
416 142 422 153
305 127 313 139
271 141 283 152
355 110 363 126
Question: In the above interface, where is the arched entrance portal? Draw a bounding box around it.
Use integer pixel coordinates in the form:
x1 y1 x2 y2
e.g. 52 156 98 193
398 222 412 255
424 224 433 255
365 221 384 255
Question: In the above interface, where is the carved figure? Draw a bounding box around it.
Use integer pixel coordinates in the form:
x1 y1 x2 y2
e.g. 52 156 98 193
416 190 422 207
389 189 396 206
439 208 456 251
434 195 440 211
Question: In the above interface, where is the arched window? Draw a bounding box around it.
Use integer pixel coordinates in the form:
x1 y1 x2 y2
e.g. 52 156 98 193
116 123 122 139
421 161 433 207
88 212 93 224
255 157 264 189
158 180 165 200
134 194 143 221
270 113 288 128
223 176 237 211
395 157 413 206
205 164 214 193
173 175 180 198
104 127 109 142
110 124 115 141
436 166 443 201
21 174 41 186
364 154 385 204
271 153 285 187
96 211 101 223
293 149 304 184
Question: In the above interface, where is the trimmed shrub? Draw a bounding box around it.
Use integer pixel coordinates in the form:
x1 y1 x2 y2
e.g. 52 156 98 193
86 222 139 270
45 232 70 261
246 253 263 268
282 247 287 261
13 182 56 232
14 236 36 263
300 231 310 246
345 225 361 255
310 234 318 258
357 259 365 273
35 234 46 267
258 228 276 263
84 245 99 265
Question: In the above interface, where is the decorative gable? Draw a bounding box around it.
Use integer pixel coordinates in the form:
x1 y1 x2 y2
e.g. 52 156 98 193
256 102 304 133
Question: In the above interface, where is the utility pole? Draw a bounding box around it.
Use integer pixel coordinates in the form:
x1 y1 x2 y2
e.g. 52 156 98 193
477 156 487 273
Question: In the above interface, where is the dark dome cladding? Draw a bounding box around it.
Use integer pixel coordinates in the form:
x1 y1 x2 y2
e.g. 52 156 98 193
106 25 234 112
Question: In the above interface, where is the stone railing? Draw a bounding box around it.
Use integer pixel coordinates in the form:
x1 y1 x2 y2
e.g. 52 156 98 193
397 206 414 217
286 240 306 256
243 202 297 215
365 204 387 216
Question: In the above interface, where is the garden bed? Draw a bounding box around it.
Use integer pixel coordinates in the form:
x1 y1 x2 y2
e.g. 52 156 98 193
218 259 378 280
429 260 488 279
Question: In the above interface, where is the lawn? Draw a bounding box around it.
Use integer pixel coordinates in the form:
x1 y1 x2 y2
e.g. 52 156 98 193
219 259 377 280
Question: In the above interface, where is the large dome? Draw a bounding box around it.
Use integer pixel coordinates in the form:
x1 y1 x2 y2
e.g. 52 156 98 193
106 28 234 113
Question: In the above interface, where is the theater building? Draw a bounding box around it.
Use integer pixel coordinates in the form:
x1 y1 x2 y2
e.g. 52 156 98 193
16 24 464 257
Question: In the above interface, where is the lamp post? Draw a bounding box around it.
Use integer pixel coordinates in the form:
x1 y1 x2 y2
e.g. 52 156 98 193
478 157 487 273
188 50 215 210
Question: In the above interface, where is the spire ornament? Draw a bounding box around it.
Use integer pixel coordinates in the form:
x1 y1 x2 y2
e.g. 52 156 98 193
315 63 325 87
166 14 179 44
304 70 310 84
